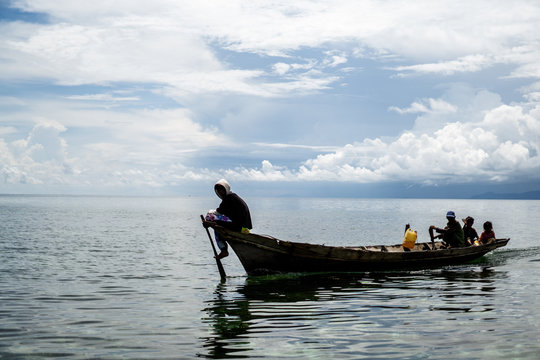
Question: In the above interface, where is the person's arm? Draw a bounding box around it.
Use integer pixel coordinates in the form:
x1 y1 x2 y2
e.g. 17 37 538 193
429 226 444 240
430 226 446 234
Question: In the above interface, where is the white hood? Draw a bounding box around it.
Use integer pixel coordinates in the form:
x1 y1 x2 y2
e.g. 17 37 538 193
214 179 231 198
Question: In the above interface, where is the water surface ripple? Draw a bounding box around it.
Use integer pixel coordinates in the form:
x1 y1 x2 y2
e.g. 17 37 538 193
1 196 539 359
201 250 539 359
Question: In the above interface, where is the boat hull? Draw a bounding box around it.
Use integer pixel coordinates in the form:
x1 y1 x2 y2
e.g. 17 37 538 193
208 224 510 275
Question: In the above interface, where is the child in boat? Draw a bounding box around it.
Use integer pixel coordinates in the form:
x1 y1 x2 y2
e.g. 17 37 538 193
462 216 479 246
479 221 496 244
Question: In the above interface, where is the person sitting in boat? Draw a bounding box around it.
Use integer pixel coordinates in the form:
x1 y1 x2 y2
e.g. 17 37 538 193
429 211 465 248
462 216 479 246
479 221 496 245
205 179 252 260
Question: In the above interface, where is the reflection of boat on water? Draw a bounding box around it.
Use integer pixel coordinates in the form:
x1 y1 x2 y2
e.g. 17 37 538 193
200 267 507 359
200 275 372 358
203 221 510 275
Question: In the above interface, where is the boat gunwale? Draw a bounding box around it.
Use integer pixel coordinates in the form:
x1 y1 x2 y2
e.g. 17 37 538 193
206 222 510 259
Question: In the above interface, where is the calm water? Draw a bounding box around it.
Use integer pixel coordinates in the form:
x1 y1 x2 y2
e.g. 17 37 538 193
0 195 539 359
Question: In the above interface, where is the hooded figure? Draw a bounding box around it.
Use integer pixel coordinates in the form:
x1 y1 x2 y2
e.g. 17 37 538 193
212 179 252 259
214 178 231 198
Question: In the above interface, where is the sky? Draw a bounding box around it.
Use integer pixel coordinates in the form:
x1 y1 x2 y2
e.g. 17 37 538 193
1 0 540 197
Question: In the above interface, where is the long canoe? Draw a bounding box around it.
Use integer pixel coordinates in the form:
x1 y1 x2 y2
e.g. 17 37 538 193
203 221 510 275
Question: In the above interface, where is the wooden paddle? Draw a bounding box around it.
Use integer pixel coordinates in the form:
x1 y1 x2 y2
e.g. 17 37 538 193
200 215 227 281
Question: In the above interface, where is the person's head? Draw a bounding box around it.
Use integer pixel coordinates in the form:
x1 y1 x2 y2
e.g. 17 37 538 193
446 210 456 222
463 216 474 226
214 179 231 199
483 221 493 232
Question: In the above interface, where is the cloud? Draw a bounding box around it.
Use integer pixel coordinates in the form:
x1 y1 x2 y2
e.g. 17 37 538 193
508 60 540 79
389 98 457 115
0 101 225 189
0 126 17 136
264 73 340 95
65 93 140 102
24 121 68 162
1 121 72 186
273 63 291 76
3 1 540 96
0 12 342 98
409 85 503 134
2 97 539 192
226 160 291 182
67 107 225 172
272 60 318 76
218 97 540 185
323 51 348 68
253 142 340 152
392 54 493 76
2 1 540 194
2 21 228 84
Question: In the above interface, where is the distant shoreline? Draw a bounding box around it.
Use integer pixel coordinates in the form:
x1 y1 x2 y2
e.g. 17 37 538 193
470 190 540 200
1 191 540 200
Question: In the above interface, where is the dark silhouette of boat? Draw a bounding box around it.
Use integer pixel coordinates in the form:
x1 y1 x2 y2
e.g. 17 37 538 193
203 220 509 275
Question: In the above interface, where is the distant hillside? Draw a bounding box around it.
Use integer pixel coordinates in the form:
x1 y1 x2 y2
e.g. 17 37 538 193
471 190 540 200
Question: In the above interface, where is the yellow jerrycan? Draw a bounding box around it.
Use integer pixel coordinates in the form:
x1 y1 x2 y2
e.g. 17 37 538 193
402 228 417 250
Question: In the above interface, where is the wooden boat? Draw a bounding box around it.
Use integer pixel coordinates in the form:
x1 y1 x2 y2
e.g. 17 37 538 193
203 221 510 275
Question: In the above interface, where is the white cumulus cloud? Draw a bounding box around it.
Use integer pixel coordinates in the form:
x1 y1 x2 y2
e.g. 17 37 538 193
219 99 540 184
